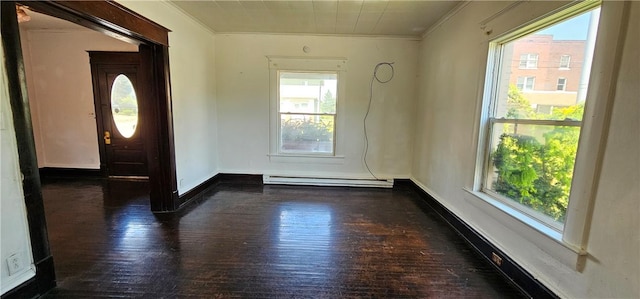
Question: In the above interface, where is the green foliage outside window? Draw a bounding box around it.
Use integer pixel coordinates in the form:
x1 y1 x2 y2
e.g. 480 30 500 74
492 129 578 221
320 90 336 114
113 95 138 116
506 85 535 119
281 117 333 142
491 86 584 222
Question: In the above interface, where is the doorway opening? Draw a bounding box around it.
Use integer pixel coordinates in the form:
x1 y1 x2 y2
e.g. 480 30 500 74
18 9 147 179
10 1 179 211
2 1 179 296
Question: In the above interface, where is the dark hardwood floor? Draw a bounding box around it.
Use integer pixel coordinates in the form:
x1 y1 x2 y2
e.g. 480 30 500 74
40 177 523 298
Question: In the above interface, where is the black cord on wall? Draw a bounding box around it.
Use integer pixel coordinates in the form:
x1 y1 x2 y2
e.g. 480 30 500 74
363 62 395 180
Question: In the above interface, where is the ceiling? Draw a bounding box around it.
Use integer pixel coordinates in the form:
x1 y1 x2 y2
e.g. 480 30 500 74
168 0 461 37
17 1 462 38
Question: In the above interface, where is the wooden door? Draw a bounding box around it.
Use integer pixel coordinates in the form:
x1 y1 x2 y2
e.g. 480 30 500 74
89 52 148 178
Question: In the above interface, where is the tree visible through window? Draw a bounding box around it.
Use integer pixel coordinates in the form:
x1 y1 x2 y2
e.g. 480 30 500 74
482 7 600 226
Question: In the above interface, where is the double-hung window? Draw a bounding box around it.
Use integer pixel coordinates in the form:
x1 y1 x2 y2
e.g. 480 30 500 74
278 71 337 155
268 57 347 157
479 5 600 230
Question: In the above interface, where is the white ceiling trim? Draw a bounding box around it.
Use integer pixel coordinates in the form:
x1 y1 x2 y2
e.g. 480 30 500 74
161 0 217 35
421 0 471 39
214 31 422 41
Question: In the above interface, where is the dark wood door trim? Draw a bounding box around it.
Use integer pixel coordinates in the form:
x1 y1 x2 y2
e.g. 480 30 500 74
3 2 181 295
1 3 56 298
23 1 170 46
15 1 179 212
89 51 149 177
140 43 179 210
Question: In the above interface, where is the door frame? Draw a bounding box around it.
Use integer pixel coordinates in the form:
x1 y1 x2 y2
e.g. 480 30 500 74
89 51 149 178
1 1 180 295
12 0 179 212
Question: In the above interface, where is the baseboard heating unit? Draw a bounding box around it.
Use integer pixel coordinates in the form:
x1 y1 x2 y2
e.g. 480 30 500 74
263 175 394 188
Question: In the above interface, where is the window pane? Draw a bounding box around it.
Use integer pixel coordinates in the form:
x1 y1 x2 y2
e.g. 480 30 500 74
527 54 538 69
516 77 524 90
519 55 527 68
280 114 334 154
559 55 571 68
486 122 581 223
279 72 337 114
557 78 567 91
525 77 535 90
496 8 599 121
110 74 138 138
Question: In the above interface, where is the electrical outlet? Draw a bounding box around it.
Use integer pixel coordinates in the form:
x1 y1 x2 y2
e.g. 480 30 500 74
491 252 503 266
7 253 24 276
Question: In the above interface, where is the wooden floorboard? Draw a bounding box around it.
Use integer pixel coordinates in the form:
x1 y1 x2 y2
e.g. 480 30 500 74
40 178 524 298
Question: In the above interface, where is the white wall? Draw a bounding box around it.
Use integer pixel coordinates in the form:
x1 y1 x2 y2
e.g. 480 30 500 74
215 34 417 179
0 37 36 295
117 1 218 195
585 2 639 296
20 28 137 169
412 1 639 298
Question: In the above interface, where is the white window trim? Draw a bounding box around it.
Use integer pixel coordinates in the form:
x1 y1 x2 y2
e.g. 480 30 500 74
519 53 539 69
517 76 536 91
268 56 347 161
557 77 567 91
277 70 338 156
559 54 571 69
472 0 627 271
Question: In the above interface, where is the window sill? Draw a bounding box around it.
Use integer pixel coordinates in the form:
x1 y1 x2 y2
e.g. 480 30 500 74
463 188 588 270
464 189 562 240
268 153 345 164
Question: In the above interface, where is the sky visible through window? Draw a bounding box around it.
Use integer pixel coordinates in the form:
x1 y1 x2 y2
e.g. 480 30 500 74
538 8 598 40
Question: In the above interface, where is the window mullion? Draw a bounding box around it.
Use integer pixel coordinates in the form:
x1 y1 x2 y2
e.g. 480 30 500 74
491 118 582 127
280 112 336 116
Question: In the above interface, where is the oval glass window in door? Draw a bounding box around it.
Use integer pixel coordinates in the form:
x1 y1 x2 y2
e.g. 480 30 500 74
110 74 138 138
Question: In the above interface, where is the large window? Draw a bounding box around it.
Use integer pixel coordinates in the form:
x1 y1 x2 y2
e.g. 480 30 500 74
268 57 346 158
278 72 337 155
479 6 600 229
